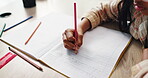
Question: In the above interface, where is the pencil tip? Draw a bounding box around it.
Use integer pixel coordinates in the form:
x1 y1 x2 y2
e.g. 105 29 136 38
74 50 78 54
40 68 43 72
8 47 11 50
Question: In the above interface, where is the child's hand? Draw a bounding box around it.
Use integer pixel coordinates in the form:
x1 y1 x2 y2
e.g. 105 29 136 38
62 18 91 52
62 28 83 51
131 59 148 78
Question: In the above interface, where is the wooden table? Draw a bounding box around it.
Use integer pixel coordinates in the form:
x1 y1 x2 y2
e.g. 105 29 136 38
0 0 142 78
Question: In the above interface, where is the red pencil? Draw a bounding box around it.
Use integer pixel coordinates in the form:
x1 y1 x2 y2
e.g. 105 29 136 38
25 22 41 45
74 3 78 54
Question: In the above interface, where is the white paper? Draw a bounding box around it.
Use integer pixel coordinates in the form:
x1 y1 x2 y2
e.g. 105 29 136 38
40 26 131 78
2 13 75 58
2 13 131 78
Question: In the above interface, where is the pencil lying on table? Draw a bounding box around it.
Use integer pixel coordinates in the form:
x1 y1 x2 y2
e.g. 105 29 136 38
4 16 33 32
8 47 43 71
25 22 41 45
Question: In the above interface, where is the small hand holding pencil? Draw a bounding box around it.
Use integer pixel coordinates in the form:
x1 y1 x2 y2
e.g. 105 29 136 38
62 3 83 54
62 28 84 54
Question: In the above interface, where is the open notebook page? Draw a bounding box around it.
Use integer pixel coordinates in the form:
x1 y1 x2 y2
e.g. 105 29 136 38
40 26 131 78
2 13 131 78
1 13 75 58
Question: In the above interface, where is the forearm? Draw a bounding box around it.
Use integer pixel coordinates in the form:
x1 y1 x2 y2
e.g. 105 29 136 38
81 0 120 30
78 18 91 35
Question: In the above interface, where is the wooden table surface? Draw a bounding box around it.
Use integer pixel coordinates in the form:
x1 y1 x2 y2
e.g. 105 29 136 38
0 0 143 78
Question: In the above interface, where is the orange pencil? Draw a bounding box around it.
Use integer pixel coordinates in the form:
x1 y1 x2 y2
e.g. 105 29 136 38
9 47 43 71
25 22 41 45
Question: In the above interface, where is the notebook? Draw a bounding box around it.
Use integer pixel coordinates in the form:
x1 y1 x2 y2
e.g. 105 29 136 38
1 13 132 78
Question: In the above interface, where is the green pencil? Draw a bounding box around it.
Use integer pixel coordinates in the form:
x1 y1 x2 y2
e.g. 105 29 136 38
0 23 6 37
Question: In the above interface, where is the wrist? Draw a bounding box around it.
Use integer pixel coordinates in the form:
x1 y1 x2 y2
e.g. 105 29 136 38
78 18 91 34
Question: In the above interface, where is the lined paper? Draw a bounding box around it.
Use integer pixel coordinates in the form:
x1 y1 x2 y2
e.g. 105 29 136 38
40 26 131 78
2 14 131 78
1 14 75 58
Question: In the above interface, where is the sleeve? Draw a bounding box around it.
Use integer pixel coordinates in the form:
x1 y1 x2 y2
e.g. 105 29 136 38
82 0 121 29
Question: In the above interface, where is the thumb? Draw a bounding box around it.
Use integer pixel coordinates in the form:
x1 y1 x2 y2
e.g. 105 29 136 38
77 34 83 48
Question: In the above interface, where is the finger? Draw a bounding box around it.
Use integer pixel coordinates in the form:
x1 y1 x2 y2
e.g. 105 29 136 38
62 33 67 42
63 31 77 50
64 44 74 50
131 60 148 77
77 34 83 47
74 49 78 54
143 73 148 78
65 29 75 42
64 40 76 50
131 65 140 77
134 67 148 78
139 60 148 69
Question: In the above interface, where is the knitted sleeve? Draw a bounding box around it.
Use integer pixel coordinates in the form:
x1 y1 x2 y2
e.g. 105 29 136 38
82 0 120 29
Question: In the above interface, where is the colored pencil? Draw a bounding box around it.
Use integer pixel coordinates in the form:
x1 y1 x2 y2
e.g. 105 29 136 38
9 47 43 71
74 3 78 54
0 39 49 68
0 23 6 37
25 22 41 45
4 16 33 32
